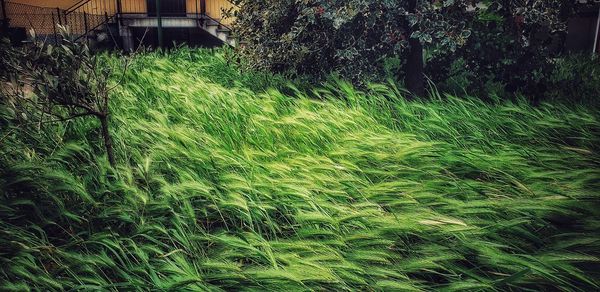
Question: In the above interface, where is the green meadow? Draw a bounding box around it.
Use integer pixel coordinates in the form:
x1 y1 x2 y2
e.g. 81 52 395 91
1 49 599 291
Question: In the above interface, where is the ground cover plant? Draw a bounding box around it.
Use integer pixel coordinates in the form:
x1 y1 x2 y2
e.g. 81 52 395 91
1 48 599 290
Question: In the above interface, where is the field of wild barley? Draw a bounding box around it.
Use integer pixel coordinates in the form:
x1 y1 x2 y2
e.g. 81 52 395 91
1 49 599 291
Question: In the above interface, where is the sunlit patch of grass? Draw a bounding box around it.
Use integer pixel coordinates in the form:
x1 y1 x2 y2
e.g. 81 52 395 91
1 48 599 291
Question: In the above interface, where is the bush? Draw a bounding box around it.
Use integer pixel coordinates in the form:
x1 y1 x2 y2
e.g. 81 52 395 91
231 0 575 99
0 33 126 166
230 0 472 85
547 54 600 103
427 1 573 101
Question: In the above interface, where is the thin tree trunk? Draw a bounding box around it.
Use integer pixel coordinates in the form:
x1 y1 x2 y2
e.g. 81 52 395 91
406 37 425 97
403 0 425 98
99 114 116 167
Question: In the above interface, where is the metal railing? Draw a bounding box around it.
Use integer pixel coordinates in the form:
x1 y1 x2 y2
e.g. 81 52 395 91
66 0 94 13
3 0 236 43
62 0 118 40
60 0 236 28
3 1 116 44
115 0 235 26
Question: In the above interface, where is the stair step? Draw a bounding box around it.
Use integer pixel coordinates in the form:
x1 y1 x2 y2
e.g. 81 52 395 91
204 19 220 26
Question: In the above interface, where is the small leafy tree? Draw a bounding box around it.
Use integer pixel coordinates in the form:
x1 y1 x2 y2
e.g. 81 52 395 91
0 29 127 166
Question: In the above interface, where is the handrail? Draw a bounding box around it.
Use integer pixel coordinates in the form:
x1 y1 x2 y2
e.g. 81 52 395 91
74 12 115 41
65 0 92 16
203 12 232 31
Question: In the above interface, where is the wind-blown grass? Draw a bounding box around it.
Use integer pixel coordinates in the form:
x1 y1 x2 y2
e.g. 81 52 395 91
1 48 599 291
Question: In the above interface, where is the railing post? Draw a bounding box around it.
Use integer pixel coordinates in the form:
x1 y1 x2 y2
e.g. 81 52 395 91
83 11 89 46
156 0 163 48
115 0 122 25
1 0 7 23
200 0 206 15
52 12 58 42
1 0 8 32
57 7 63 25
593 5 600 55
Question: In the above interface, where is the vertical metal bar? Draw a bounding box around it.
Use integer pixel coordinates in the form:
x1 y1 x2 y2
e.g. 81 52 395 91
1 0 6 21
593 5 600 55
156 0 163 48
201 0 206 14
52 12 58 42
57 7 63 25
116 0 121 25
0 0 8 30
84 11 89 46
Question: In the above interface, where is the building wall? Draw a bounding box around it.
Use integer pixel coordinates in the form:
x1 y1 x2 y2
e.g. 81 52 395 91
205 0 235 26
121 0 146 14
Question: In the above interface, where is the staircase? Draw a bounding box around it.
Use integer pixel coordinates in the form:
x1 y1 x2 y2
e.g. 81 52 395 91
65 0 237 47
2 0 237 47
199 14 236 46
115 0 237 47
63 0 118 43
1 1 118 46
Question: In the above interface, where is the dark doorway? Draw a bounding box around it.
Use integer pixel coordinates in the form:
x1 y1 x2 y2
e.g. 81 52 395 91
147 0 187 17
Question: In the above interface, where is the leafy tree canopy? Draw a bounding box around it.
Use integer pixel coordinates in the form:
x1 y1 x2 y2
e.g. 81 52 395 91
230 0 575 95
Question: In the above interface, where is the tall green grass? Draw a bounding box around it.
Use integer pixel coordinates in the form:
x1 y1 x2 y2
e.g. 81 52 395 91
1 48 599 291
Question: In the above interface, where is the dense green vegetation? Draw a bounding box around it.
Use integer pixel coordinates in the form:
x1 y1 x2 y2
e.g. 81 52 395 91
1 48 600 290
231 0 578 98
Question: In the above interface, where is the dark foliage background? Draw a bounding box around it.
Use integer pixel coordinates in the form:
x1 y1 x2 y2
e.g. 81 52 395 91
229 0 596 101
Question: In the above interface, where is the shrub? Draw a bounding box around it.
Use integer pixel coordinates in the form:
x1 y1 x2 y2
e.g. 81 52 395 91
546 54 600 103
0 31 128 166
428 1 574 101
231 0 575 98
230 0 473 93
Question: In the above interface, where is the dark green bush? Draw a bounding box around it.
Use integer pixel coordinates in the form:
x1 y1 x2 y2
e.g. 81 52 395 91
546 54 600 103
231 0 576 99
426 1 574 101
230 0 473 85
